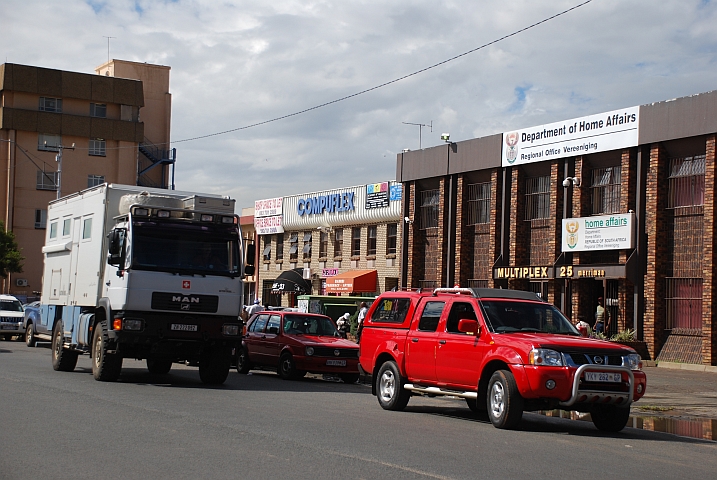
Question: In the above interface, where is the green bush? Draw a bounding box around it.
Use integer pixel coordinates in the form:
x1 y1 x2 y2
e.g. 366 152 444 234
610 329 636 342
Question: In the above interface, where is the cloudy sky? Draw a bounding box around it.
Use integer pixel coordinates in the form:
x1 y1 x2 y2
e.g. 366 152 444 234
2 0 717 211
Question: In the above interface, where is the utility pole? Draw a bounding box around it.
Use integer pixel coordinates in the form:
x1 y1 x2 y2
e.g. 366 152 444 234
55 143 75 199
103 36 116 65
402 121 432 150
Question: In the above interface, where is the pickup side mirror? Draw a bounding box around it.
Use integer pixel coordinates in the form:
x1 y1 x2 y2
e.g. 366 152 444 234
457 319 480 336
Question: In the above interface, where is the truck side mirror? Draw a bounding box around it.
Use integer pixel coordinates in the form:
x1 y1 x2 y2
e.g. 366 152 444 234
107 229 126 267
244 265 255 276
245 243 255 266
457 319 480 336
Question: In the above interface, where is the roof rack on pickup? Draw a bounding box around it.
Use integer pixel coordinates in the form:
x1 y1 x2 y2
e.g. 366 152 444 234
432 287 545 302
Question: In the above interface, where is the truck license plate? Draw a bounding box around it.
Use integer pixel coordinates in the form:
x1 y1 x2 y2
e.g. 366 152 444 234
585 372 622 383
171 324 198 332
326 359 346 366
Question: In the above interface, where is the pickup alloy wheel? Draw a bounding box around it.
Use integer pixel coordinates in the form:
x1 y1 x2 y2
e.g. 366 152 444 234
376 361 410 411
51 321 78 372
487 370 524 429
590 404 631 432
25 322 36 347
92 321 123 382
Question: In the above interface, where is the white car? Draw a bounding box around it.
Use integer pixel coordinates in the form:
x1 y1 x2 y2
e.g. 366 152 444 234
0 294 25 341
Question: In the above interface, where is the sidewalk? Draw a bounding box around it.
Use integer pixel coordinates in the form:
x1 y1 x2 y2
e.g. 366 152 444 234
631 365 717 419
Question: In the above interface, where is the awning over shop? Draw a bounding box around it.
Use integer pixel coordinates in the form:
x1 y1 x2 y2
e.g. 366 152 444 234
325 269 377 294
272 268 312 294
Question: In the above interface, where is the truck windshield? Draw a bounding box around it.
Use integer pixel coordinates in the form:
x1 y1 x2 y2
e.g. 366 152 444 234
130 221 239 276
480 300 579 335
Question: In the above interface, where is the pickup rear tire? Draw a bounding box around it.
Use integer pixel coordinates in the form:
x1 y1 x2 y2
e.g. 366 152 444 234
51 321 78 372
92 321 122 382
146 357 173 375
199 347 231 385
376 361 410 411
25 322 36 347
487 370 523 429
236 346 252 374
591 405 630 432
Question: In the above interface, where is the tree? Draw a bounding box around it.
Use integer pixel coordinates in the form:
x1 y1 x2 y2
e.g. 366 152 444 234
0 222 24 277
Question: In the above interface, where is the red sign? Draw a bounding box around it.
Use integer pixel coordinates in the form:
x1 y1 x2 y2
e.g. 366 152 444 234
182 280 191 289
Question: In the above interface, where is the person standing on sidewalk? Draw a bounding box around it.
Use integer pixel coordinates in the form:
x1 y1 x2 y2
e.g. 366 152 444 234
246 298 263 318
594 297 609 335
355 302 368 343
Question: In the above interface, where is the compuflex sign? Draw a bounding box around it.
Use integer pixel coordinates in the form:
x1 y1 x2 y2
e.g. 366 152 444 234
297 192 355 216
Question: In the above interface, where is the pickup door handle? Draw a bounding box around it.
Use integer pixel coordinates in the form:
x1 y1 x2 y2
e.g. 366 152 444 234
411 338 419 343
439 340 446 345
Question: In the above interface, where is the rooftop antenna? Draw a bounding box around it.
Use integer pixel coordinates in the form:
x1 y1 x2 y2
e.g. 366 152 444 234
402 121 432 150
103 36 116 66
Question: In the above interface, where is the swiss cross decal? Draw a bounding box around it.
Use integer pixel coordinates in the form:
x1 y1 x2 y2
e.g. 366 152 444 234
182 280 191 289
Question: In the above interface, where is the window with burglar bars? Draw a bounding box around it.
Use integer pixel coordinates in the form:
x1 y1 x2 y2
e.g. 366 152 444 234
302 232 312 260
666 278 703 330
668 155 705 208
420 189 440 229
352 227 361 256
466 182 491 225
36 170 58 190
319 231 328 258
386 223 397 255
524 176 550 220
591 166 621 214
276 233 284 260
334 229 343 257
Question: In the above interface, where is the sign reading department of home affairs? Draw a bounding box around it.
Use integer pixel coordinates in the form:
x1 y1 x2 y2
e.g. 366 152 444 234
561 213 635 252
366 182 389 209
502 106 639 167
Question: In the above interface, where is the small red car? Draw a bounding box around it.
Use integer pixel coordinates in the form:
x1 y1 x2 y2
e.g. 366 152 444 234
237 311 360 383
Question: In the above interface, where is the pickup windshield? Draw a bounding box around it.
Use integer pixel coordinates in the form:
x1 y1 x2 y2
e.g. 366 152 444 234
480 300 579 335
130 221 239 276
0 300 23 312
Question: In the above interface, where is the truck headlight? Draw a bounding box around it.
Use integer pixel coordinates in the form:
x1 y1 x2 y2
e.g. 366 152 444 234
305 347 315 356
222 324 239 336
529 348 564 366
623 353 642 371
123 318 143 331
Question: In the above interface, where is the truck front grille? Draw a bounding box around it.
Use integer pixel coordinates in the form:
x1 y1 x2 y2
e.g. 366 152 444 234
151 292 219 313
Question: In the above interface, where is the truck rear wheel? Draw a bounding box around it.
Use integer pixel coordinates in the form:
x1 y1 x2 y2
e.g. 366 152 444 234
591 405 631 432
146 357 173 375
51 321 78 372
199 347 230 385
376 361 410 411
92 321 122 382
487 370 523 429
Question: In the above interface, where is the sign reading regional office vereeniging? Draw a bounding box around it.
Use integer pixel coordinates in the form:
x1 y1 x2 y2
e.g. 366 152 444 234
562 213 635 252
502 106 639 167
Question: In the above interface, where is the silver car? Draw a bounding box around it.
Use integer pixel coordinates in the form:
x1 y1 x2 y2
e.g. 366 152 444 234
0 295 25 341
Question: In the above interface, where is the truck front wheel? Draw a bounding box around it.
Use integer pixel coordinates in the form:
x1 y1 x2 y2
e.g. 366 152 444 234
376 361 410 411
51 321 78 372
199 347 230 385
591 405 630 432
487 370 523 429
92 321 122 382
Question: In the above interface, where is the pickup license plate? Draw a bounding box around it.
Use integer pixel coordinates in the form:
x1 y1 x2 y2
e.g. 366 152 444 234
326 359 346 367
1 324 17 329
171 324 198 332
585 372 622 383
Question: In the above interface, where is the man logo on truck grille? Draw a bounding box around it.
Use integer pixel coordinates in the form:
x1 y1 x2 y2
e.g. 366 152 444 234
173 296 200 304
151 292 219 313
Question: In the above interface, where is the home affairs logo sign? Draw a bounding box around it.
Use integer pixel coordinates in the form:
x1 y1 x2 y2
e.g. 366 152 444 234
502 106 639 167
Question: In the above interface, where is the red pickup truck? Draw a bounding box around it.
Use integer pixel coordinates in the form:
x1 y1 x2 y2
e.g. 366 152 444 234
358 288 646 431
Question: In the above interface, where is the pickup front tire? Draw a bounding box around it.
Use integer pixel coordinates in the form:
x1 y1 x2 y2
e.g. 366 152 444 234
376 361 410 411
487 370 523 429
591 405 630 432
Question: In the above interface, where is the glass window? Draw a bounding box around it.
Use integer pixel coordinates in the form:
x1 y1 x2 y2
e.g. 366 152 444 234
89 138 106 156
668 155 705 208
467 182 491 225
319 231 328 258
591 167 621 214
35 209 47 229
90 103 107 118
367 226 377 256
303 232 312 260
82 218 92 239
386 223 397 255
418 302 444 331
39 97 62 113
266 314 281 333
62 218 71 236
38 133 61 152
276 233 284 260
251 314 269 332
49 222 58 239
289 232 298 260
525 176 550 220
351 227 361 256
445 302 478 334
370 297 410 323
333 228 343 257
420 189 440 229
88 175 105 187
36 170 58 191
262 237 271 261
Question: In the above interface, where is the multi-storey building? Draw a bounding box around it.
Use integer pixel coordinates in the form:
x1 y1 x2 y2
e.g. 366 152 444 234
0 60 173 298
255 181 402 307
397 89 717 367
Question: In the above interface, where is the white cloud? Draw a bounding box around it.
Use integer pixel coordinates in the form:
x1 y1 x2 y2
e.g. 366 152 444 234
2 0 717 209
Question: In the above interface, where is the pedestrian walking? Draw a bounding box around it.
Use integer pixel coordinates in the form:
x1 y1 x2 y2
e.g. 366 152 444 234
594 297 609 335
355 302 368 343
246 298 263 317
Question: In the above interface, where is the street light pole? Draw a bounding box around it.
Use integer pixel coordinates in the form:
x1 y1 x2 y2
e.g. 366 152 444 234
55 143 75 199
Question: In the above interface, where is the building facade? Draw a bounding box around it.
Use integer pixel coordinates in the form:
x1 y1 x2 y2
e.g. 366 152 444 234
255 181 402 307
398 90 717 366
0 61 173 299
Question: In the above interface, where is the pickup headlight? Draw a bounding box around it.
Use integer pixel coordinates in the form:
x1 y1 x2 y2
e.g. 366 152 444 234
623 353 643 371
529 348 564 366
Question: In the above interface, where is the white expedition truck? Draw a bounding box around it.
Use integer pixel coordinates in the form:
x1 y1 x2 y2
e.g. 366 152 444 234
39 183 255 384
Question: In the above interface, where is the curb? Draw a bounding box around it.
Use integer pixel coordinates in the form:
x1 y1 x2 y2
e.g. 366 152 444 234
656 361 717 373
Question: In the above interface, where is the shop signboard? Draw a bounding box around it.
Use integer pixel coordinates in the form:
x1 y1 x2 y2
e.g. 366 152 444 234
561 213 635 252
366 182 389 209
255 197 283 218
502 106 639 167
255 215 284 235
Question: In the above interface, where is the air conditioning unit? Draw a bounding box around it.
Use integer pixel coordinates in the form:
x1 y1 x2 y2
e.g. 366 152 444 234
16 279 28 287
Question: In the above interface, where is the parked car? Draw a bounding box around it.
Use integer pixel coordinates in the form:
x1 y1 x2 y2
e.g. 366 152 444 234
237 311 360 383
0 295 26 341
22 301 41 347
359 287 647 432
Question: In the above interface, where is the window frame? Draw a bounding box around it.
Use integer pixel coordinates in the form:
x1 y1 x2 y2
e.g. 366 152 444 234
333 228 343 258
87 174 105 188
419 189 440 230
386 223 397 255
35 209 47 229
36 170 59 191
351 227 361 257
525 176 551 221
466 182 491 225
39 97 62 113
89 138 106 157
38 133 61 152
590 166 622 215
90 103 107 118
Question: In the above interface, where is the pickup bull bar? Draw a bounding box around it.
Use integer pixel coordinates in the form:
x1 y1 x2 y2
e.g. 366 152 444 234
559 364 635 407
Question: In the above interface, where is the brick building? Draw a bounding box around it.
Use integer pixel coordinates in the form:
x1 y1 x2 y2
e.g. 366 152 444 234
397 90 717 366
254 181 402 308
0 61 174 298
